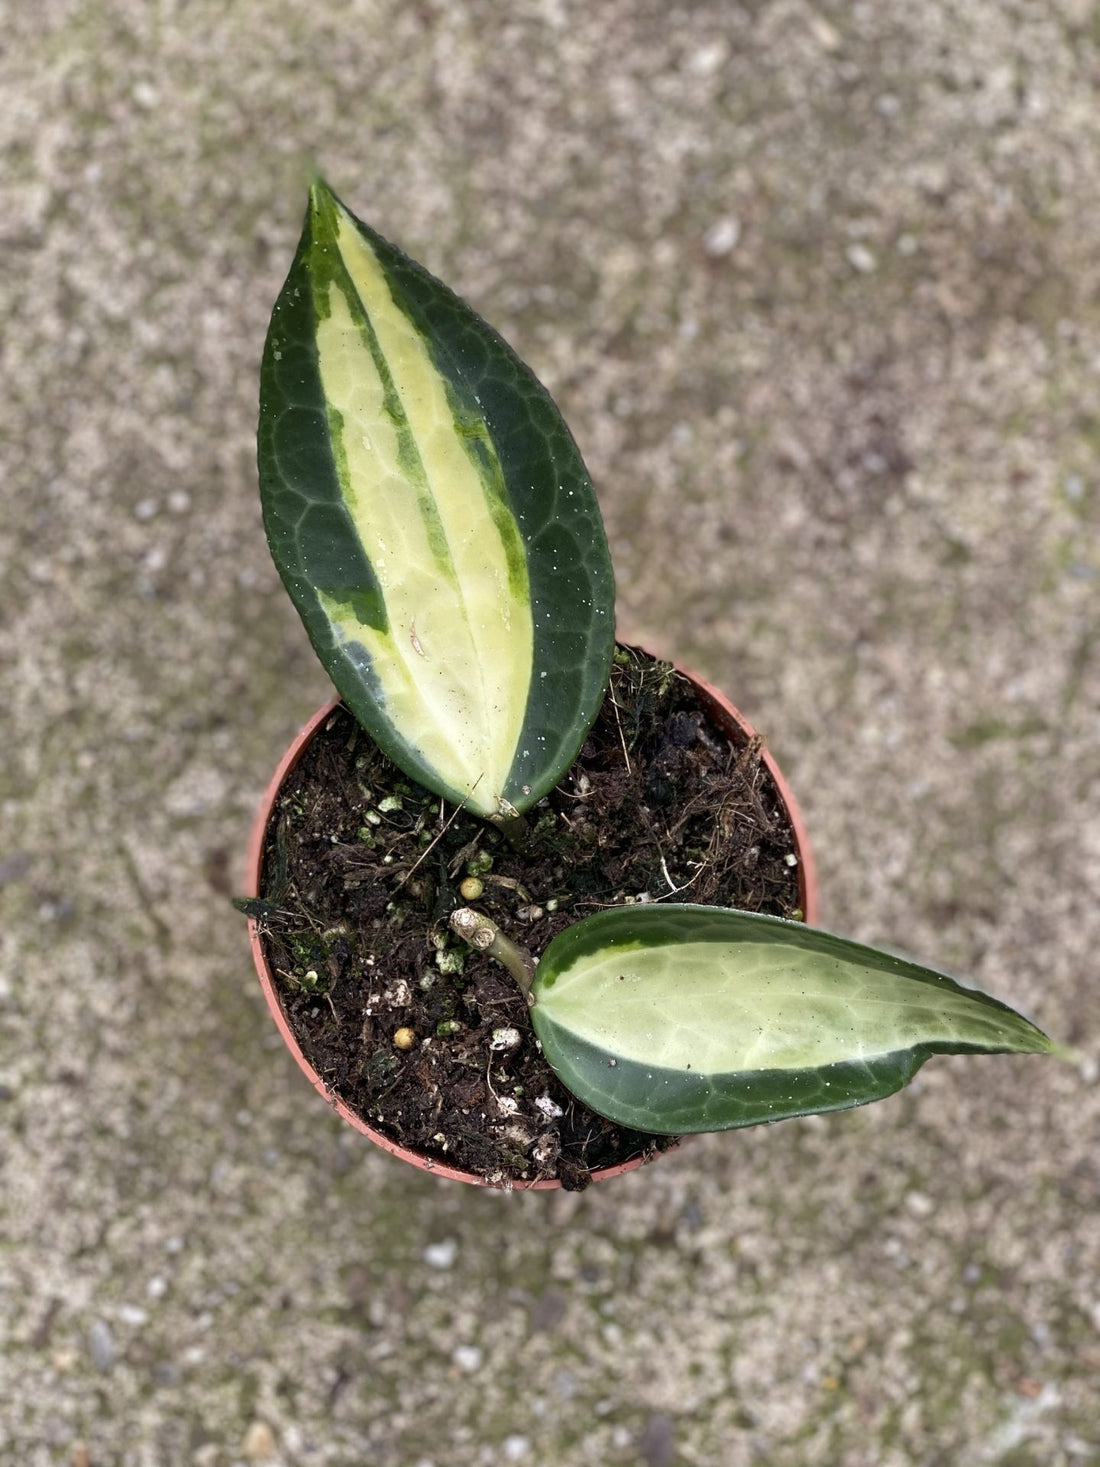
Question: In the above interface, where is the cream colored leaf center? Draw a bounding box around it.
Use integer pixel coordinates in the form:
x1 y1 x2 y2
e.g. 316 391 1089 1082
313 209 532 815
542 941 1038 1073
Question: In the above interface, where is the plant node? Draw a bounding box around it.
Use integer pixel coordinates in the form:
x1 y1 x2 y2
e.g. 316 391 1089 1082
449 907 538 1005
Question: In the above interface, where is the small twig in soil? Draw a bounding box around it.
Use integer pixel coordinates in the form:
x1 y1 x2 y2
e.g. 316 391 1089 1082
608 687 633 776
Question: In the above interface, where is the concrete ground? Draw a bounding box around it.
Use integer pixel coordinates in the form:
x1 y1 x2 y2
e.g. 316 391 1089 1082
2 1 1098 1463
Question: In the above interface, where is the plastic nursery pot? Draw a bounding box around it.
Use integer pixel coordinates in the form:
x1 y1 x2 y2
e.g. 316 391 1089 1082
245 664 818 1189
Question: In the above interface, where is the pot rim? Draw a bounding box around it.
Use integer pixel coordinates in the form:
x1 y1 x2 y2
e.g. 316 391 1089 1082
245 656 818 1188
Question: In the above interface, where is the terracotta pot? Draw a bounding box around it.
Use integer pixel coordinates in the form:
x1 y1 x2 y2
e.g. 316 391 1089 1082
245 663 818 1188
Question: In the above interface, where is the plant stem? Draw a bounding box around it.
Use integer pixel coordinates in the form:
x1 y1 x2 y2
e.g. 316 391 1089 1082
488 809 531 851
449 907 538 1005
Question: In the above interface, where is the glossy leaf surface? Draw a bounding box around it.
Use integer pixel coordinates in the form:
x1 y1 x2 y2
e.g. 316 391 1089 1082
258 181 614 816
531 905 1052 1133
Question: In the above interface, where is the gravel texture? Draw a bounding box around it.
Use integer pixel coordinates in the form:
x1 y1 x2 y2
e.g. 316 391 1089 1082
2 2 1098 1464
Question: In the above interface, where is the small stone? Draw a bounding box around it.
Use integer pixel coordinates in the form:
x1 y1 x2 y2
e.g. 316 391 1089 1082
453 1344 483 1372
423 1238 458 1269
132 81 159 109
503 1436 530 1461
535 1094 564 1119
639 1412 676 1467
117 1304 148 1327
703 217 741 257
167 489 191 512
393 1027 416 1051
846 244 877 274
490 1026 521 1052
687 40 729 75
906 1190 935 1218
133 497 159 520
808 12 841 50
88 1319 115 1371
1065 474 1085 502
241 1421 277 1459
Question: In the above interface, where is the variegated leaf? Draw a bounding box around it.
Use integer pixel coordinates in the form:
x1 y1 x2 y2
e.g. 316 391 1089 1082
531 905 1052 1133
258 181 614 817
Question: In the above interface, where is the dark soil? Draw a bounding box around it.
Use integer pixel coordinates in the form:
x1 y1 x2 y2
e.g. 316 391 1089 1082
251 646 803 1189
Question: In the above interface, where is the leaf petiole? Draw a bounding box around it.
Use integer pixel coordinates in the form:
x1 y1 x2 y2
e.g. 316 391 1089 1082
449 907 538 1005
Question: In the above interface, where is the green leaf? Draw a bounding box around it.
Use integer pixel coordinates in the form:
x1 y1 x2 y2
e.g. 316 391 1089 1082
258 180 614 818
530 905 1053 1133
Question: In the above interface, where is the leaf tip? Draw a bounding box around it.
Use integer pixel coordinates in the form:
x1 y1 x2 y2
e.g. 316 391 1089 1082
307 173 336 210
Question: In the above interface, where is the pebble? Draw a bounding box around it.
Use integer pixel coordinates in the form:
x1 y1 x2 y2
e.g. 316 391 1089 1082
906 1190 935 1218
453 1344 483 1372
423 1238 458 1269
687 40 729 76
147 1275 168 1298
808 12 841 51
639 1412 676 1467
846 243 878 274
88 1318 115 1371
133 497 159 521
241 1421 277 1459
503 1437 530 1461
703 217 741 257
117 1304 148 1326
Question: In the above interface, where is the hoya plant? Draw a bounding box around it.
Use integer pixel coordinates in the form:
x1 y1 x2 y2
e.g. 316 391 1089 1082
258 180 1052 1139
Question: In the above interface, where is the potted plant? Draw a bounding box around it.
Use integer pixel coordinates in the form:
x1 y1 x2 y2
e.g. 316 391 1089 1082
242 180 1053 1191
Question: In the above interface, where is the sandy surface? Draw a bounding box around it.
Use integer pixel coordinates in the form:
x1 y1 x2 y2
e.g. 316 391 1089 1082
2 1 1098 1463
